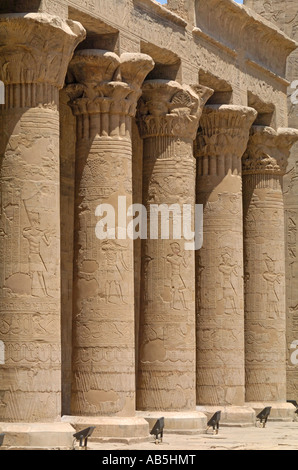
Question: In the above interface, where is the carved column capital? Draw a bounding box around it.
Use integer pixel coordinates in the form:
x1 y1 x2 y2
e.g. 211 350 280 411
243 126 298 176
0 13 86 88
137 80 213 140
66 49 155 118
196 105 257 160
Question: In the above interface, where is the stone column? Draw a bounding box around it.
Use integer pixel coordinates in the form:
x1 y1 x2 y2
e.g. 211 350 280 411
243 126 298 420
64 49 154 440
0 13 85 447
136 79 213 432
195 105 257 426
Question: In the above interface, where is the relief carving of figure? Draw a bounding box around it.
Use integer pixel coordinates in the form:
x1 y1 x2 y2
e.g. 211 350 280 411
219 250 238 315
102 240 130 304
166 242 188 311
263 256 282 319
23 210 51 297
288 217 297 246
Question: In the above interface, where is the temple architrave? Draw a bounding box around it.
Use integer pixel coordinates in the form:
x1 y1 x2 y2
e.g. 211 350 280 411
0 0 298 449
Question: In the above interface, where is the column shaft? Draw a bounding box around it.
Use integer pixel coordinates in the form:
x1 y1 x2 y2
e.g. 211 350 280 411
140 136 196 410
137 80 213 412
67 50 154 417
0 14 85 423
195 105 257 407
243 126 298 405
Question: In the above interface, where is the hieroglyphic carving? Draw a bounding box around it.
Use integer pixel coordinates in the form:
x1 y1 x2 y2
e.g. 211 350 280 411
243 125 298 402
219 249 239 316
195 105 257 407
67 49 154 416
136 79 213 412
0 14 85 423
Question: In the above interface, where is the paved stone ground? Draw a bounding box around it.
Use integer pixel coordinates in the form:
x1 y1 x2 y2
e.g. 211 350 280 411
88 421 298 451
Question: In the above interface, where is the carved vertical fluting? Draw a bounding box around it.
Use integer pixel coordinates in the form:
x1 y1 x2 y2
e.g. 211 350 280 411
136 80 213 411
195 105 257 407
243 126 298 403
0 14 85 422
67 50 154 416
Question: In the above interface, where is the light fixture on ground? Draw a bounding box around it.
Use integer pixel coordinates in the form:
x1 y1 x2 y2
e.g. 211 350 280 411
73 427 96 450
150 418 165 444
287 400 298 416
206 411 221 435
256 407 272 428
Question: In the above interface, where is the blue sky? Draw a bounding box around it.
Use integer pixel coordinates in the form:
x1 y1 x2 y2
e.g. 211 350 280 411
157 0 243 4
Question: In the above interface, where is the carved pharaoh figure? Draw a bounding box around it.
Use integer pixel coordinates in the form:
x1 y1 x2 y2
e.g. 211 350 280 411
167 242 188 311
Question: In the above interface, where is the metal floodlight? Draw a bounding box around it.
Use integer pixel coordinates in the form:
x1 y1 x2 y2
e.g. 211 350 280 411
256 407 271 428
73 426 96 450
207 411 221 435
150 417 165 444
0 433 5 447
287 400 298 414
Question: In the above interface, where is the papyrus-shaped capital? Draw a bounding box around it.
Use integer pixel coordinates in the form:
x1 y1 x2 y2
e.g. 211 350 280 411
243 126 298 176
0 13 86 88
66 49 154 117
137 79 213 140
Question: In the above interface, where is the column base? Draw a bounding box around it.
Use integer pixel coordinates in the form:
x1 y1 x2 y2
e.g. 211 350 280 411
0 422 76 450
136 410 207 435
245 402 296 422
196 405 256 427
61 415 150 444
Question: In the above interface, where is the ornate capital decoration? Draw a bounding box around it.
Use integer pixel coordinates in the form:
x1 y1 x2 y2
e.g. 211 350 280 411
196 105 257 160
66 49 155 119
243 126 298 176
0 13 86 88
137 80 213 140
